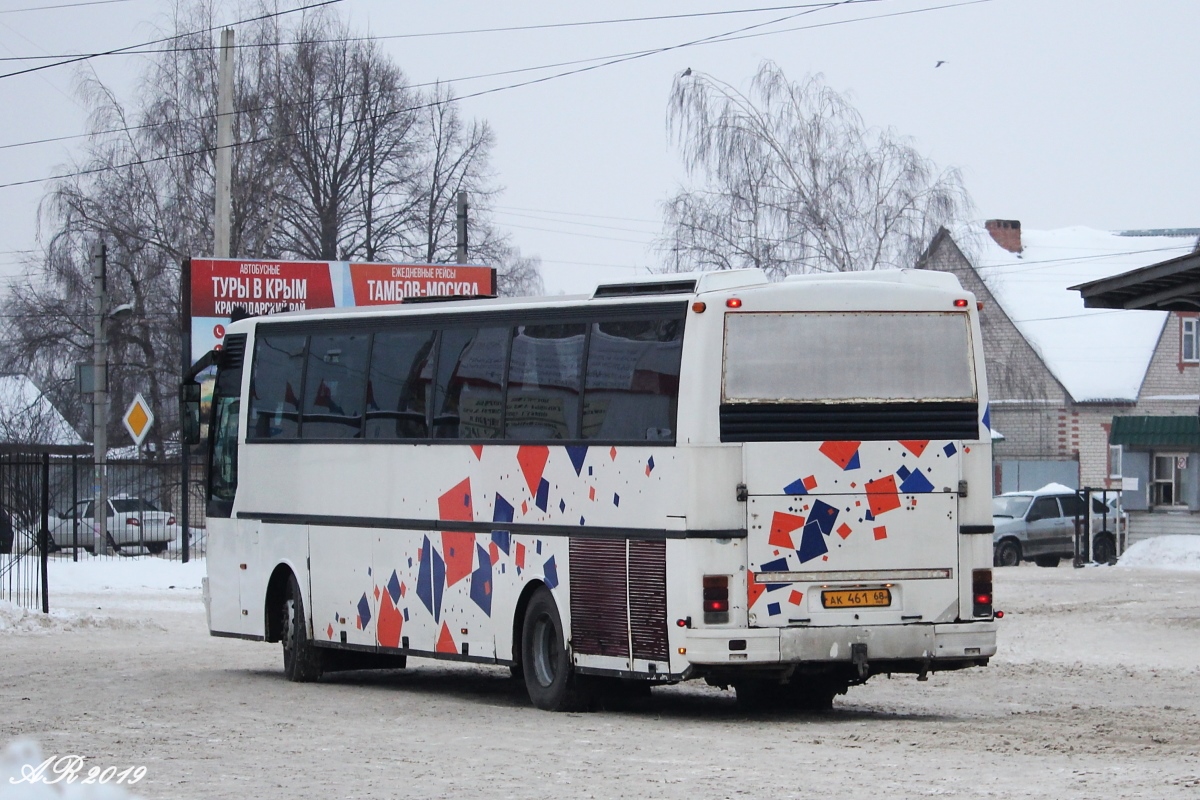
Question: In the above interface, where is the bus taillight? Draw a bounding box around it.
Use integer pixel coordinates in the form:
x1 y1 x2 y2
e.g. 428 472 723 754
703 575 729 624
972 569 993 617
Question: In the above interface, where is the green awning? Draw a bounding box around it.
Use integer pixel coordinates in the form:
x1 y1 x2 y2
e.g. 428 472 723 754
1110 415 1200 447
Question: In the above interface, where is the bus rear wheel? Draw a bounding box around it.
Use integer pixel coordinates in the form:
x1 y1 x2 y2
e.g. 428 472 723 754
282 574 323 682
521 587 588 711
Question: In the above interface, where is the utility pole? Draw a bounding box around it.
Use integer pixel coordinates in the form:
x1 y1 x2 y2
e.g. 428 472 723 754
213 28 235 258
455 191 468 265
92 242 109 556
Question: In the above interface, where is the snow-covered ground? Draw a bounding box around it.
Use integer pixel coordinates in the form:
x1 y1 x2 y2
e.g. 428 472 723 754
1 552 1199 799
1118 534 1200 571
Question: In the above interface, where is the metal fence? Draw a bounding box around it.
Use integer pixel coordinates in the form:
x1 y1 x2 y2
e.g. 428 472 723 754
0 449 205 610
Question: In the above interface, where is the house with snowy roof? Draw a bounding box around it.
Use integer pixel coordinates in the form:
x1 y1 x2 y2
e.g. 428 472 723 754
0 374 85 447
918 220 1200 541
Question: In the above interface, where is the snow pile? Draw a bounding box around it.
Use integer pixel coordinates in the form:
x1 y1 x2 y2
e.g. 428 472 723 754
0 740 141 799
48 556 204 594
0 601 162 635
1117 535 1200 571
960 224 1196 402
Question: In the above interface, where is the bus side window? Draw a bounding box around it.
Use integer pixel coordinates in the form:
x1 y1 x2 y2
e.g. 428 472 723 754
506 323 586 440
434 327 509 440
583 318 684 442
248 334 307 440
365 329 436 440
301 331 370 439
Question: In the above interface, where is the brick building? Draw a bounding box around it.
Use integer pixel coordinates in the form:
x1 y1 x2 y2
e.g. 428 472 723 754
918 221 1200 541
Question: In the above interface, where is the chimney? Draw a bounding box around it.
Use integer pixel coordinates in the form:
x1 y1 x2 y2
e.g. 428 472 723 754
985 219 1022 253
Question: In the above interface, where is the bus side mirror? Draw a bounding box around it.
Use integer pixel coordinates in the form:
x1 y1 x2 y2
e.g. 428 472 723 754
180 381 202 445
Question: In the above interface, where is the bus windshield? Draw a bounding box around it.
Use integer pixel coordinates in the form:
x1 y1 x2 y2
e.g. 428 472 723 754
722 311 975 403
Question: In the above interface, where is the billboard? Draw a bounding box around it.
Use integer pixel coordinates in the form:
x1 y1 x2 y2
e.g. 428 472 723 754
188 258 496 363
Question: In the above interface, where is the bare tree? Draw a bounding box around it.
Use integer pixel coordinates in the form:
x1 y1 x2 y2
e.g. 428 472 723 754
0 1 543 450
273 15 421 261
405 83 500 264
660 63 971 277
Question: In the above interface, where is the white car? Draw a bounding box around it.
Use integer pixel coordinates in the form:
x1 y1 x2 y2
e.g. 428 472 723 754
49 495 178 554
992 484 1122 567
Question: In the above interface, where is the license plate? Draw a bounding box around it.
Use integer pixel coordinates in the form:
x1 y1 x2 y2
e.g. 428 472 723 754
821 588 892 609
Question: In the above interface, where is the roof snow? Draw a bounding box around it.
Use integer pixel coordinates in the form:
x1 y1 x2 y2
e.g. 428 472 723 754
959 224 1198 403
0 374 85 446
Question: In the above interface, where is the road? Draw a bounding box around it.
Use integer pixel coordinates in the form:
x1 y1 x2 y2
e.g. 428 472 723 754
2 564 1198 799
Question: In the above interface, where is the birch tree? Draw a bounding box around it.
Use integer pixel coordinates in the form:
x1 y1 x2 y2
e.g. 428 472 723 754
660 62 971 277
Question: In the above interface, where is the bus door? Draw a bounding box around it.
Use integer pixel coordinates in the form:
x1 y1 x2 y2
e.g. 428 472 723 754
741 440 962 628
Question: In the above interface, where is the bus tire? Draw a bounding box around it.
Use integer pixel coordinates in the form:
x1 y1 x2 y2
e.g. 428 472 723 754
282 574 323 682
1092 533 1116 565
994 540 1021 567
521 586 588 711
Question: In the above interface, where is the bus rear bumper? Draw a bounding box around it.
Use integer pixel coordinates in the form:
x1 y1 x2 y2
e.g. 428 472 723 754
684 622 997 666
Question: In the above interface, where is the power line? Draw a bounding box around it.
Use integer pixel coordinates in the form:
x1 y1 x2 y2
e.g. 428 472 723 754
495 205 660 225
0 0 342 80
503 222 654 246
0 0 960 155
0 3 878 153
0 0 136 13
0 0 985 191
974 245 1193 275
0 2 883 61
494 210 659 236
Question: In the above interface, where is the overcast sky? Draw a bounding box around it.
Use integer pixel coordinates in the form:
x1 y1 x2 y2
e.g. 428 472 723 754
0 0 1196 295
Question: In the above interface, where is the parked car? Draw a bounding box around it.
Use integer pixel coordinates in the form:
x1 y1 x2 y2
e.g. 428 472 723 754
992 484 1122 567
49 495 178 554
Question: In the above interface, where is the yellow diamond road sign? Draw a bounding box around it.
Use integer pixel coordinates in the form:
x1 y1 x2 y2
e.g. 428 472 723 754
123 393 154 447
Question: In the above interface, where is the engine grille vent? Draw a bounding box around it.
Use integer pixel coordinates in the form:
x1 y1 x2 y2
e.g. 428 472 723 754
628 540 668 662
569 538 629 658
720 401 979 442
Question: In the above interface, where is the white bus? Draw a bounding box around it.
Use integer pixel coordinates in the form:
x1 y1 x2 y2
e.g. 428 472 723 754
195 267 997 711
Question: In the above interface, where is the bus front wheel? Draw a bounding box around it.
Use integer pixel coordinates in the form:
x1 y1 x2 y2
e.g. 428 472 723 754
521 587 588 711
282 574 323 682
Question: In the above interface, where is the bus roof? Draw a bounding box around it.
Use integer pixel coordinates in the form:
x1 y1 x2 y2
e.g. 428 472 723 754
219 267 965 334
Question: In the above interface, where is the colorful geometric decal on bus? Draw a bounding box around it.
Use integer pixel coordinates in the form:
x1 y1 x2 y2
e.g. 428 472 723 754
782 475 817 495
865 476 902 516
436 622 457 654
794 499 839 563
416 535 446 622
899 440 929 457
981 405 991 430
819 441 861 471
769 512 804 549
469 544 493 616
543 555 559 590
377 590 403 648
517 445 550 498
566 445 588 476
357 593 372 629
896 465 935 493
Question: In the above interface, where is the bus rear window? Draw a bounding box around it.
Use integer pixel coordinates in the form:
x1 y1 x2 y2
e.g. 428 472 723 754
723 312 976 403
